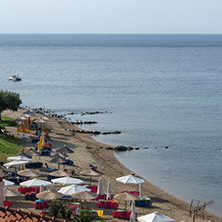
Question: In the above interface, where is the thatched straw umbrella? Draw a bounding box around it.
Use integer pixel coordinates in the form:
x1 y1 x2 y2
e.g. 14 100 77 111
56 145 74 154
3 188 20 205
49 156 67 170
80 169 101 186
17 169 41 178
36 190 63 201
49 169 71 177
114 192 139 211
71 191 98 208
25 148 40 157
51 152 68 159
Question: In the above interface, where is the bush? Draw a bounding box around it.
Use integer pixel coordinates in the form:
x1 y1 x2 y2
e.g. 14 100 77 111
48 200 73 221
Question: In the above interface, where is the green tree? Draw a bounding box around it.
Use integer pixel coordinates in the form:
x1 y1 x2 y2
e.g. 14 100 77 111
0 90 22 121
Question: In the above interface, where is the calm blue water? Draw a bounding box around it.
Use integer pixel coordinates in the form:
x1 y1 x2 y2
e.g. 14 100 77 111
0 34 222 216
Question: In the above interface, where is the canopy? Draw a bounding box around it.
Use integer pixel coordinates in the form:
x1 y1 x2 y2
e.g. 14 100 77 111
80 169 101 177
20 178 52 187
17 169 41 178
116 174 145 184
116 174 145 198
80 169 101 186
34 119 46 123
7 155 32 162
138 211 175 222
56 145 74 154
51 152 68 159
25 148 40 157
36 190 63 200
114 192 139 201
114 192 139 211
40 116 49 121
3 188 20 197
23 109 35 116
51 177 84 185
71 191 98 200
49 169 71 177
58 185 91 196
3 179 15 187
3 160 31 169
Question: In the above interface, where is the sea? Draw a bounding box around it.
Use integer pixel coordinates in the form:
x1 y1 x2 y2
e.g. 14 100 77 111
0 34 222 217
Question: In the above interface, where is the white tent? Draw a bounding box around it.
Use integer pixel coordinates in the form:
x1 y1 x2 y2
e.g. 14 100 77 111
58 185 91 196
20 178 52 187
51 177 84 185
3 160 31 169
138 211 175 222
116 174 145 198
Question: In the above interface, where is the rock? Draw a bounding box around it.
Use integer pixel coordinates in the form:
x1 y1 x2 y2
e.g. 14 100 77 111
127 146 134 150
105 147 114 150
112 131 121 134
115 146 127 151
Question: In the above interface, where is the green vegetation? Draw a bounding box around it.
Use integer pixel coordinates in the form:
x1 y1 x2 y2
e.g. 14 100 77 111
0 116 16 127
0 116 22 163
48 200 104 221
0 133 22 163
0 90 22 120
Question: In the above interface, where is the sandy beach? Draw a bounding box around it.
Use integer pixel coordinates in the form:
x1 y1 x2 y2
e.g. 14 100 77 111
1 108 222 222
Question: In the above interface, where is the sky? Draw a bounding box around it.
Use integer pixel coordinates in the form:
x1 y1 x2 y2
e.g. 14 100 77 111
0 0 222 34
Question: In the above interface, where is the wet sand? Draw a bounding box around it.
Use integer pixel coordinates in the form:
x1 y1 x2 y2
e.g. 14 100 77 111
2 109 222 222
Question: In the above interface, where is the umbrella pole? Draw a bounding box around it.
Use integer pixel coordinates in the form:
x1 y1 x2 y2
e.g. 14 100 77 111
6 197 8 206
90 176 91 186
125 201 127 211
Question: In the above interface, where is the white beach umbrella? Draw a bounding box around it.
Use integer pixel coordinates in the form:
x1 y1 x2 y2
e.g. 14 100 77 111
51 177 84 185
97 177 105 195
40 116 50 121
106 181 111 200
116 174 145 198
3 160 31 169
20 178 52 187
130 200 136 222
116 174 145 184
138 211 175 222
3 179 15 187
34 119 46 124
7 155 32 162
58 185 91 196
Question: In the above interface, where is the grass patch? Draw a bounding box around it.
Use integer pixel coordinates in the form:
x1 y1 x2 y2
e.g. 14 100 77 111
0 133 22 163
0 116 16 127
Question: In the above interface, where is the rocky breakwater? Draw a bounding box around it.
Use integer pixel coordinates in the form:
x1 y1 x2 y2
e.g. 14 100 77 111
114 145 139 151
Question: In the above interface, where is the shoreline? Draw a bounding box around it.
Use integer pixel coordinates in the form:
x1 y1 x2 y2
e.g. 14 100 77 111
2 108 222 222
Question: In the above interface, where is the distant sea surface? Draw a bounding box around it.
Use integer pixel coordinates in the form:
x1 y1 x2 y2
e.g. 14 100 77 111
0 34 221 216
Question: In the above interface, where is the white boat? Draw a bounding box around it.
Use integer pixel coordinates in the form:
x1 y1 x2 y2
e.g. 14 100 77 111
9 75 21 81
